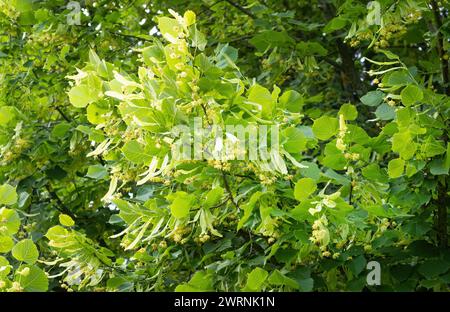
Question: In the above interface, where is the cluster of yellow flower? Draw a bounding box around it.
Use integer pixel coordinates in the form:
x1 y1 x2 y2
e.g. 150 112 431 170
348 30 373 48
310 216 330 249
374 23 407 49
158 240 168 249
60 282 73 292
258 173 277 186
207 160 231 171
170 225 191 243
0 135 31 165
111 166 138 183
379 218 392 233
194 233 211 244
344 153 360 161
0 1 19 19
123 127 142 143
6 281 23 292
403 10 422 24
102 118 122 137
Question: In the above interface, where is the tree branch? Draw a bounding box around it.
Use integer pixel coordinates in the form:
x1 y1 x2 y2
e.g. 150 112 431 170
54 106 71 122
224 0 256 19
222 170 239 210
430 0 449 249
430 0 450 95
45 184 77 219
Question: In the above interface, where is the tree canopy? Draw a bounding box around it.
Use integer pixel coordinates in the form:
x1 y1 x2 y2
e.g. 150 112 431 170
0 0 449 292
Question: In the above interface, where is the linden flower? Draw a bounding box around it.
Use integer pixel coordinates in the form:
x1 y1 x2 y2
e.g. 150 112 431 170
18 267 30 277
322 197 336 208
308 203 322 215
322 251 331 258
336 138 346 151
173 234 182 242
315 229 327 240
174 63 185 71
10 281 23 292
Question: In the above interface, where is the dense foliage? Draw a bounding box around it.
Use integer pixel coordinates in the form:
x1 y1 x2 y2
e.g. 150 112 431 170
0 0 449 292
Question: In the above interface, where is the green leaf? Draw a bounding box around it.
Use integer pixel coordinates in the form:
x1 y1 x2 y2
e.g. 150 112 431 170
388 158 405 178
59 214 75 227
296 41 328 57
45 225 69 242
0 106 15 126
190 27 207 51
16 265 48 292
89 49 109 78
34 8 49 22
418 259 450 278
158 17 181 43
279 90 304 112
168 192 196 219
361 163 388 183
375 103 395 120
324 17 347 33
401 85 423 106
237 192 262 230
392 132 416 160
339 103 358 121
445 143 450 170
294 178 317 201
68 85 94 108
86 165 108 179
363 205 390 217
388 71 413 86
0 184 18 206
87 103 109 124
0 235 14 253
12 239 39 264
360 91 384 107
267 270 299 289
0 256 11 278
121 141 154 164
348 255 367 276
298 277 314 292
429 159 449 175
400 85 423 106
243 267 268 291
13 0 32 12
184 10 196 26
0 208 21 236
203 187 224 208
421 136 446 158
312 116 338 140
248 84 273 118
299 161 321 180
396 107 412 128
175 271 213 292
322 142 346 170
250 31 294 53
51 122 71 139
215 44 238 69
282 127 307 153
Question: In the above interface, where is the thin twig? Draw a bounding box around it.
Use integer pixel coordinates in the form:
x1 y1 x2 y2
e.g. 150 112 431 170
45 184 77 219
430 0 449 95
54 106 71 122
224 0 256 19
221 170 239 210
